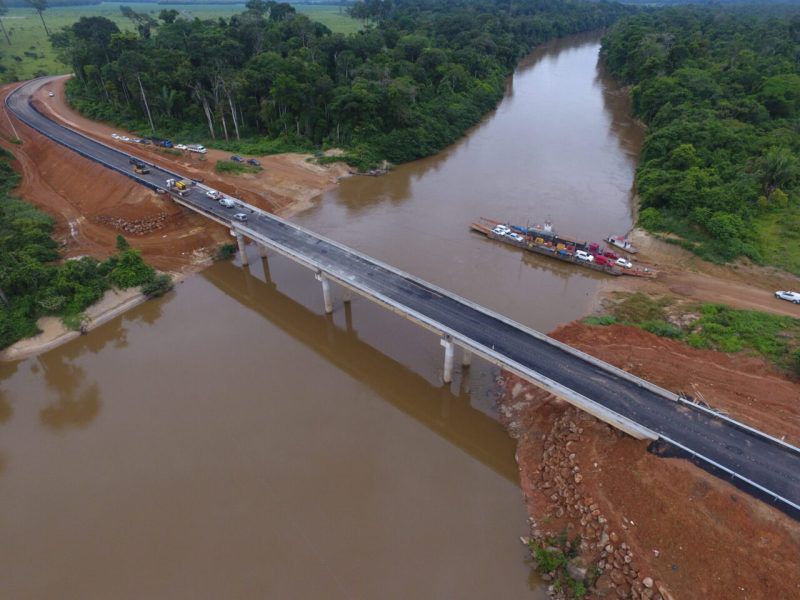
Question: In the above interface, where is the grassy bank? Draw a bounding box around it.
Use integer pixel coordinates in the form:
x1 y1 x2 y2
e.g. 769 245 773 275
585 293 800 374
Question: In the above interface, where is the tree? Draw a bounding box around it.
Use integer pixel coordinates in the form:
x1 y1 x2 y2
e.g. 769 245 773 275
26 0 49 37
0 0 11 46
158 9 179 25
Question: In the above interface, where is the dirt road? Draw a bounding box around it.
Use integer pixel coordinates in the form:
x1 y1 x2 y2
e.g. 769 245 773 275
600 229 800 318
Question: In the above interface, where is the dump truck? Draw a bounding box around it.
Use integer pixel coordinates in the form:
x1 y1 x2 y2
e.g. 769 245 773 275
129 158 150 174
165 178 193 196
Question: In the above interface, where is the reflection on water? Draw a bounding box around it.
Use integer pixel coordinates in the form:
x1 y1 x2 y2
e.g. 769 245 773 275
0 33 643 599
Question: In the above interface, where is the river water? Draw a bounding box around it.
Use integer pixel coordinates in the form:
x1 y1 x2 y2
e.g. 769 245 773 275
0 34 641 598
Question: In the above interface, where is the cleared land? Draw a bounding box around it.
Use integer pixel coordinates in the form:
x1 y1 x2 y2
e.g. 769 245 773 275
0 3 359 80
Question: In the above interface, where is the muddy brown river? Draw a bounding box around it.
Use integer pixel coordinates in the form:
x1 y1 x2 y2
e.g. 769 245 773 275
0 34 642 598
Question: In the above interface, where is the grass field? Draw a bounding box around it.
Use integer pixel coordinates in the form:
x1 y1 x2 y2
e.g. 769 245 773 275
0 3 360 80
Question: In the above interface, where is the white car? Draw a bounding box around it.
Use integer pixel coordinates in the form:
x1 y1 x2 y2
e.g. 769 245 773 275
219 197 235 208
492 224 511 235
175 144 188 151
120 136 131 142
206 190 223 200
48 91 55 97
508 232 525 243
775 290 800 304
111 133 121 140
187 144 207 154
615 257 633 269
233 212 248 221
575 250 594 262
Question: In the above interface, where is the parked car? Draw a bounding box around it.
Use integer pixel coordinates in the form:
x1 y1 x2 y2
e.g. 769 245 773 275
233 212 248 221
492 224 511 235
132 137 143 143
615 257 633 269
775 290 800 304
111 133 121 140
187 144 207 154
48 91 55 97
231 155 244 163
175 144 188 150
575 250 594 262
247 158 261 167
219 197 235 208
206 190 223 200
508 232 525 243
120 136 131 142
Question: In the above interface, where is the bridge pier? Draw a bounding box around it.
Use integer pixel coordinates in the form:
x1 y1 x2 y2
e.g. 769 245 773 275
462 349 472 368
315 272 333 314
342 287 352 303
441 335 455 383
234 231 249 266
259 243 268 259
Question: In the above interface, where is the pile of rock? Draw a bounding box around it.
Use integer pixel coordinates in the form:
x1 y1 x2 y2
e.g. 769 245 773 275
529 407 673 600
96 212 168 235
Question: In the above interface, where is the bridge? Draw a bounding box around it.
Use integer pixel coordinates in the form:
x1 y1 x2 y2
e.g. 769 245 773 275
7 77 800 519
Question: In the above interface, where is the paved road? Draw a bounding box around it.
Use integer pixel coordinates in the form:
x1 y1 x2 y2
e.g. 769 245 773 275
8 77 800 517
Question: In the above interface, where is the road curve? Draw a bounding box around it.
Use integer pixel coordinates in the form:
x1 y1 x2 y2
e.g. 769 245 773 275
8 77 800 518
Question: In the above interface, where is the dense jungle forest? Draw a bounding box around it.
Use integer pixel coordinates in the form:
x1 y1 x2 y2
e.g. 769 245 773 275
602 7 800 271
53 0 634 166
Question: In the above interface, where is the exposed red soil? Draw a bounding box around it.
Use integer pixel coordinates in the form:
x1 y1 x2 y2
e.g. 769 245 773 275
0 77 349 271
599 230 800 319
500 322 800 600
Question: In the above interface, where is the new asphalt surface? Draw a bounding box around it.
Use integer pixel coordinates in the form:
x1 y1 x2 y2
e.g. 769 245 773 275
9 77 800 517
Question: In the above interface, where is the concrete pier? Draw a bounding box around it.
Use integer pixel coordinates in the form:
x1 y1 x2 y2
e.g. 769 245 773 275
462 349 472 368
441 336 455 383
316 272 333 314
235 231 249 266
259 243 268 258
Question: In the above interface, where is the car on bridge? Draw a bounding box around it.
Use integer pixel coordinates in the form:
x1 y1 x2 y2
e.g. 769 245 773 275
233 212 248 221
775 290 800 304
206 190 223 200
219 197 235 208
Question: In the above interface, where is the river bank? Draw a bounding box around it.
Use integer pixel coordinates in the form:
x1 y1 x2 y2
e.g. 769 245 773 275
499 322 800 599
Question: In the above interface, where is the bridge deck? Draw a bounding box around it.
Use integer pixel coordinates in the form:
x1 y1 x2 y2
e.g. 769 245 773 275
8 77 800 518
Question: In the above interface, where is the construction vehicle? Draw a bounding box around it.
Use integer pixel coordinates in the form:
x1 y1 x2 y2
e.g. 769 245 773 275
129 158 150 174
165 178 193 196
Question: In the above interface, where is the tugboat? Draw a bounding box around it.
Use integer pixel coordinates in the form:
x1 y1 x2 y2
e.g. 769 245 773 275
605 235 638 254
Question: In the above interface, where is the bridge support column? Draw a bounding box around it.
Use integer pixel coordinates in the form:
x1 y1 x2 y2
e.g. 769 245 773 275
315 272 333 314
235 231 249 266
441 336 455 384
259 243 268 259
342 287 352 303
462 349 472 368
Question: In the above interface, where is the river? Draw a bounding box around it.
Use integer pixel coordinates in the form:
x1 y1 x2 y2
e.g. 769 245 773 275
0 34 642 598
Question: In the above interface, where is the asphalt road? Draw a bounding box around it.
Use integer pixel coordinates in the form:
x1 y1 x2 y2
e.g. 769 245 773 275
9 77 800 517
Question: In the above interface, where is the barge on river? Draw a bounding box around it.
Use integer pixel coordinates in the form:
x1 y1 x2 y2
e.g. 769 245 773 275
470 218 653 277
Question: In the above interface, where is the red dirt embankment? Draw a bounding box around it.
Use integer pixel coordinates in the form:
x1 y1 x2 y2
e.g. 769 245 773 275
500 323 800 600
0 77 349 271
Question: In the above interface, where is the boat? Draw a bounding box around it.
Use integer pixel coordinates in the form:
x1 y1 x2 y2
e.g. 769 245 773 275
605 235 638 254
470 218 655 278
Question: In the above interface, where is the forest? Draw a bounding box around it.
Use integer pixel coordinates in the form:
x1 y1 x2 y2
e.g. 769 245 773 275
602 7 800 272
0 147 172 350
53 0 633 167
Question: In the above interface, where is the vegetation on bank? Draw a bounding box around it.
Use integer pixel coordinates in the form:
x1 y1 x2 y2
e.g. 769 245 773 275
585 293 800 374
602 7 800 272
527 532 592 599
53 0 634 168
0 151 171 350
0 3 360 81
215 159 262 174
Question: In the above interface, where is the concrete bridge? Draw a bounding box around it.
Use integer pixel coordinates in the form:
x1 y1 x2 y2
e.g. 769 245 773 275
7 77 800 519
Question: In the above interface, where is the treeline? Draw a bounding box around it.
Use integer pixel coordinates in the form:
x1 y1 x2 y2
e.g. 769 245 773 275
54 0 633 166
0 149 172 350
602 8 800 270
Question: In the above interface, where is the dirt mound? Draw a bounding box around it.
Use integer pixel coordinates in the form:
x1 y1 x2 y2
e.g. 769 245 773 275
500 322 800 599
